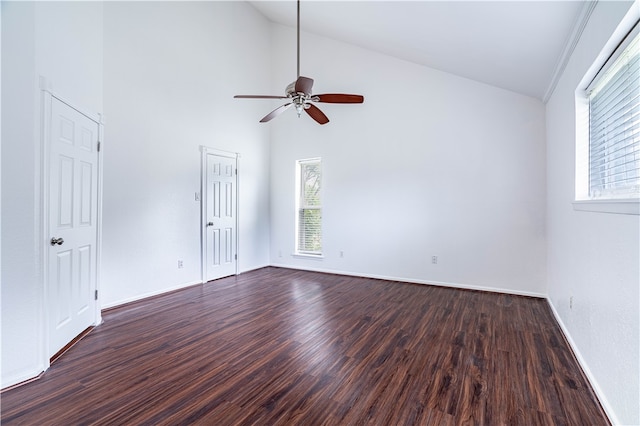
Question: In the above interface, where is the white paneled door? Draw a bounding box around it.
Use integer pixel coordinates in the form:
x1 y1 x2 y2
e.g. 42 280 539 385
205 153 237 281
48 97 100 357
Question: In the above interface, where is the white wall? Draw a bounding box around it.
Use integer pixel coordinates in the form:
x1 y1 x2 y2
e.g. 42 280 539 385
1 0 272 388
1 0 39 389
101 1 271 307
546 1 639 424
1 1 103 388
269 25 547 296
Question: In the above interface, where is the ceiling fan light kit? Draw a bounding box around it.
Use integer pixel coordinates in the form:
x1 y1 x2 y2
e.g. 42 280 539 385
234 0 364 125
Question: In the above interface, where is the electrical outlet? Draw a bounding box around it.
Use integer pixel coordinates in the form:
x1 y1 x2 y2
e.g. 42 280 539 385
340 251 344 258
432 256 438 264
178 260 184 269
569 296 573 310
278 250 283 258
195 192 200 201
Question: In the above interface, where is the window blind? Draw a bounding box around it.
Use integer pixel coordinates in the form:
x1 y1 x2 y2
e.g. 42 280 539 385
588 23 640 198
296 159 322 254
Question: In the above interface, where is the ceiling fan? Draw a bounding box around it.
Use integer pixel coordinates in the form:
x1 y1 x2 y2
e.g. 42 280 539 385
234 0 364 125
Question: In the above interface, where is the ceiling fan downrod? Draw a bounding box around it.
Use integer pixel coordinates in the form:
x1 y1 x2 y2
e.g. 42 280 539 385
297 0 301 79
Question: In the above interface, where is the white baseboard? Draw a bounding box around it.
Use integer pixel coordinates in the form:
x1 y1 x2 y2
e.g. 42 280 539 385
267 263 546 298
100 279 203 310
546 299 618 425
1 364 46 390
101 263 544 312
238 263 271 275
100 264 273 311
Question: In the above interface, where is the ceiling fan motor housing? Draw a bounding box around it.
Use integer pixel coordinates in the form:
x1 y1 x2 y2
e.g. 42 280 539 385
285 81 298 97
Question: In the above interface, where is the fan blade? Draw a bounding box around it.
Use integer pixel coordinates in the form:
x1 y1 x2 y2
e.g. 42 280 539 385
260 103 293 123
295 76 314 95
234 95 288 99
315 93 364 103
305 104 329 125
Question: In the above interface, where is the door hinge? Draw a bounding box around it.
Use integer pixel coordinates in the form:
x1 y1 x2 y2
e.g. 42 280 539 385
97 141 101 152
235 254 237 260
95 290 98 300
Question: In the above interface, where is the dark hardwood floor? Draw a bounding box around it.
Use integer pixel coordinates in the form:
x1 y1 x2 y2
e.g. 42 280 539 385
1 267 608 425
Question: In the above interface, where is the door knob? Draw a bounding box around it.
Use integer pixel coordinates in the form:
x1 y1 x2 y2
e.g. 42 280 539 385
207 222 214 227
50 237 64 246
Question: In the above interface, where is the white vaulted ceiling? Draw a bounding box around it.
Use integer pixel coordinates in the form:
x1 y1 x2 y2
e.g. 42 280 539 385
249 0 591 101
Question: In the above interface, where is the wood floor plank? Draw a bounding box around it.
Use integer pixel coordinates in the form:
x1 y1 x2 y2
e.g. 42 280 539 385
1 267 608 425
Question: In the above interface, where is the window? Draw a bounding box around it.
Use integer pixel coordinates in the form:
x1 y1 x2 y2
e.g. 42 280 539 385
587 24 639 199
295 158 322 256
575 18 640 214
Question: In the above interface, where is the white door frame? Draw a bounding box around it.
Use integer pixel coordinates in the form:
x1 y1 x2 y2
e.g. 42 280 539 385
200 146 239 283
40 82 104 371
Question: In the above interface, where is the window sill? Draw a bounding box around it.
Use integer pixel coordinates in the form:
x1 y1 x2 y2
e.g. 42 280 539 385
572 199 639 215
292 253 324 260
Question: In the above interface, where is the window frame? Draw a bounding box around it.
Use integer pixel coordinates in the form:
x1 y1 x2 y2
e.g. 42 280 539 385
574 15 640 215
294 157 323 257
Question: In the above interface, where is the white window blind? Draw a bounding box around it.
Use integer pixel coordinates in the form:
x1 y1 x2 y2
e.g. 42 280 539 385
296 159 322 255
588 23 640 199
